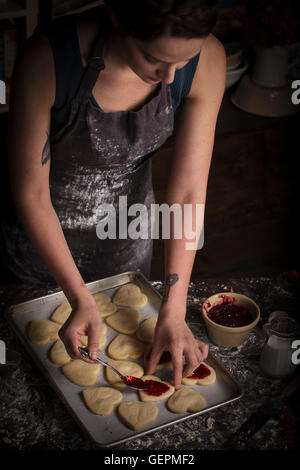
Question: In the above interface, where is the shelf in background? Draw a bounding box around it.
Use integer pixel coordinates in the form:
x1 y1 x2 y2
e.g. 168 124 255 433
53 0 103 18
0 1 26 19
0 104 9 113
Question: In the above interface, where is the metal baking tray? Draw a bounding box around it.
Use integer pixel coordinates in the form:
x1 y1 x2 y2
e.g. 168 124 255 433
5 271 243 448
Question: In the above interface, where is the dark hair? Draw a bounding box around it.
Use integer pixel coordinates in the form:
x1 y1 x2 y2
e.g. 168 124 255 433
104 0 219 40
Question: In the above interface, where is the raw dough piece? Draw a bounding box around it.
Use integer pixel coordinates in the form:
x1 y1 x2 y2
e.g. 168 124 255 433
136 317 157 343
105 360 144 388
50 325 107 366
113 284 148 308
28 320 61 345
50 302 72 324
144 344 172 369
50 331 108 366
107 334 144 360
93 292 117 317
118 402 158 430
82 387 122 415
138 375 175 402
105 308 140 334
61 359 100 386
167 387 207 413
50 339 71 365
80 323 108 348
181 362 216 386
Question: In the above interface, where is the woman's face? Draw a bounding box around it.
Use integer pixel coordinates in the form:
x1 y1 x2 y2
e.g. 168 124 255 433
122 34 205 85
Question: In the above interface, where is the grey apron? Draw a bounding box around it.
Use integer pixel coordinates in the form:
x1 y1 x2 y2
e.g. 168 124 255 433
2 23 174 284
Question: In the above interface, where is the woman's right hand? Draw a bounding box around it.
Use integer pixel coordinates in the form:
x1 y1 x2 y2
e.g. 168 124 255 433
58 293 102 363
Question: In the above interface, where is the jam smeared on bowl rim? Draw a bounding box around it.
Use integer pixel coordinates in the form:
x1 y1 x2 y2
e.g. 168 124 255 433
186 363 211 380
143 379 170 396
205 294 253 328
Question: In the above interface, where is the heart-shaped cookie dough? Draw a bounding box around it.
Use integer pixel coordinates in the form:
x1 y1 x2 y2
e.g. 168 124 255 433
61 359 100 386
181 362 216 386
28 320 61 345
118 401 158 430
105 360 144 388
80 323 108 348
113 284 148 308
50 325 108 366
50 339 71 365
138 375 175 402
50 302 72 324
136 317 157 343
105 308 140 334
82 387 122 415
107 333 144 360
93 292 117 317
167 386 207 413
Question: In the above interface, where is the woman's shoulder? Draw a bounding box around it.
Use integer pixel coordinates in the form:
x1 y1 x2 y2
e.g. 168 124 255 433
8 33 55 112
202 34 226 64
188 34 226 100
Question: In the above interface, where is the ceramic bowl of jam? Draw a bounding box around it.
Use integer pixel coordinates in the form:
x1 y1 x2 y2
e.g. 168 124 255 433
202 293 260 348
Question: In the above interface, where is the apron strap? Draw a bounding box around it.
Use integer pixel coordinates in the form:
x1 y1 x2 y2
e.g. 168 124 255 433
76 21 112 103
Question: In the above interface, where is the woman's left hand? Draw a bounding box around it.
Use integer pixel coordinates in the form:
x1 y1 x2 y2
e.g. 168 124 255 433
146 307 208 389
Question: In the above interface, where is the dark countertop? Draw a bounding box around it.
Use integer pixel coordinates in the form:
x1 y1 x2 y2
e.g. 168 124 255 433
0 273 299 452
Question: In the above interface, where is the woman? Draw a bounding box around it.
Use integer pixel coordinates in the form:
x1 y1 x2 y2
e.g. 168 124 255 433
2 0 225 389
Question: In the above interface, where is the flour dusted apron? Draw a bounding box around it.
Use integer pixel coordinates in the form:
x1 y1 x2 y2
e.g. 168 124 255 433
2 23 174 284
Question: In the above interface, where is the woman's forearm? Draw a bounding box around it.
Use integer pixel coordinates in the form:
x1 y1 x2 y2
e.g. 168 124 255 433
162 239 197 316
161 194 205 315
14 196 94 305
163 237 196 310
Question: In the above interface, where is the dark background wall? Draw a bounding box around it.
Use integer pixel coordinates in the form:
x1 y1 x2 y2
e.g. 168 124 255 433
150 90 299 281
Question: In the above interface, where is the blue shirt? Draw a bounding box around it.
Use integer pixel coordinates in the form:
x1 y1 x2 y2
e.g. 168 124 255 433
34 9 199 137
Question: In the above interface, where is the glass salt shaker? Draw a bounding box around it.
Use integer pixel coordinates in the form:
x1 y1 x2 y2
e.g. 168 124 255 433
259 315 299 378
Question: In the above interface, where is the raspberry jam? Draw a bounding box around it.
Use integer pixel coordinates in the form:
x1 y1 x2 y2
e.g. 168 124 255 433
208 297 253 328
123 376 148 390
144 379 170 396
187 363 211 380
